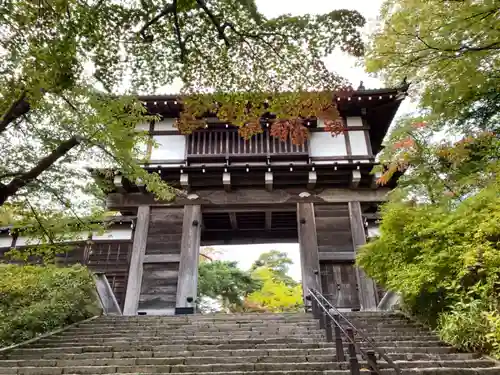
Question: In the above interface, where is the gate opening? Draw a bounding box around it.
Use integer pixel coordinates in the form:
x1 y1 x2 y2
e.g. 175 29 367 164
198 208 302 313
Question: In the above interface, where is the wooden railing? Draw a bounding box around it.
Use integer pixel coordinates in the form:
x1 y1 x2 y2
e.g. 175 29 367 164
187 130 308 160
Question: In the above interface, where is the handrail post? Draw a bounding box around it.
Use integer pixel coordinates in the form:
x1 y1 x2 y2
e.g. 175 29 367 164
325 315 333 343
347 328 360 375
320 310 326 330
333 314 345 362
367 350 377 375
311 298 319 319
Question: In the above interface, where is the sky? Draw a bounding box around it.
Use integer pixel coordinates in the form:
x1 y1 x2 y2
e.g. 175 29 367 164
202 0 413 282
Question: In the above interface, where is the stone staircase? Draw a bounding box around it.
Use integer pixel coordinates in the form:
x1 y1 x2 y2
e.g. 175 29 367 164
0 312 498 374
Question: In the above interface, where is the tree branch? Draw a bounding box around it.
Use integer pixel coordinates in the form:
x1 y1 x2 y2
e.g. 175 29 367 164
25 199 55 245
196 0 231 47
172 0 188 62
0 91 30 134
0 136 82 206
139 1 176 40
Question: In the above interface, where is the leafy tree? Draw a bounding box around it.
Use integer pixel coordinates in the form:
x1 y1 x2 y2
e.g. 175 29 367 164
362 0 500 357
197 260 260 312
366 0 500 133
250 250 297 286
245 267 303 313
0 0 366 221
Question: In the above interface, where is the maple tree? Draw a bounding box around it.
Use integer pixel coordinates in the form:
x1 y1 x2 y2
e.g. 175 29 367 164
0 0 365 243
360 0 500 357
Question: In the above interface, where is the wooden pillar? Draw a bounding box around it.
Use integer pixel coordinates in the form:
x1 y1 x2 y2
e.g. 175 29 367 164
297 203 321 299
123 205 150 316
348 201 377 310
176 205 202 311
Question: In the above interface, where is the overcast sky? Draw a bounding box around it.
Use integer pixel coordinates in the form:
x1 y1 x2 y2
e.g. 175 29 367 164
203 0 413 282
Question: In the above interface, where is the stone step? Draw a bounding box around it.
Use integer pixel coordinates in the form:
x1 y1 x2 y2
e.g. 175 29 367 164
0 354 490 368
2 348 483 364
40 334 440 345
52 330 437 339
62 327 432 335
0 360 498 375
5 344 461 361
34 336 444 348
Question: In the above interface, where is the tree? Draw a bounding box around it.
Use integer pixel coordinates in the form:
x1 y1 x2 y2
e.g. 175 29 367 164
250 250 297 286
365 0 500 133
197 260 260 312
0 0 366 218
361 0 500 357
245 267 303 313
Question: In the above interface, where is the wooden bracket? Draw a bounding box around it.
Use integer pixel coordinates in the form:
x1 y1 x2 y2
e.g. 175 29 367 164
180 173 189 190
307 171 317 190
371 171 382 189
265 171 273 192
223 172 231 192
350 170 361 189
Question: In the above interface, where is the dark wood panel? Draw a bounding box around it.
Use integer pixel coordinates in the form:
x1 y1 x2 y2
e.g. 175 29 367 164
320 262 360 310
147 207 183 256
316 232 353 248
315 217 351 232
139 263 179 310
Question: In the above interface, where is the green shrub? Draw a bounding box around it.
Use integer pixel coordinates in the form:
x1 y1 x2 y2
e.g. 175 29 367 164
0 264 101 347
438 300 492 353
357 181 500 358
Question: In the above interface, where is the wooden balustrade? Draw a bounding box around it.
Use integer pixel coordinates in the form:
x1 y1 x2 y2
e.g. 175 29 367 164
187 130 308 160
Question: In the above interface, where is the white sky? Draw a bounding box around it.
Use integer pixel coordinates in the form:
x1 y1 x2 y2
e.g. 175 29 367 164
202 0 415 282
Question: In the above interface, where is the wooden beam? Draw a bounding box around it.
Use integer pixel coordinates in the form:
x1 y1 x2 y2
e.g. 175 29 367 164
113 175 126 193
223 172 231 192
180 173 189 190
176 205 202 309
265 211 272 230
348 201 377 311
123 205 150 316
371 171 382 189
265 171 273 192
106 188 391 210
319 252 356 262
307 171 317 190
350 170 361 189
229 212 238 230
143 254 181 263
297 203 321 301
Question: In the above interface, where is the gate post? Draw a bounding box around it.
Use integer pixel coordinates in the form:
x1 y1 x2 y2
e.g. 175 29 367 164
123 205 150 316
348 201 377 310
297 202 321 301
176 205 202 313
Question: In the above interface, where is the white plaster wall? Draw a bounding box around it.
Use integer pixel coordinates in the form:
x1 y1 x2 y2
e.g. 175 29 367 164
367 225 380 238
16 236 41 247
346 116 363 127
135 122 150 131
309 132 347 157
150 135 186 161
349 130 369 155
92 229 133 241
154 119 176 131
0 235 12 248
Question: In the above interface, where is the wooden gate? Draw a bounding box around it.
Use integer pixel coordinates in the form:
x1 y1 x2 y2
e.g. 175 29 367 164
320 261 360 310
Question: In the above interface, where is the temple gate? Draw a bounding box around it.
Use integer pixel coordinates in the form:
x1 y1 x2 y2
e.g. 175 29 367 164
0 86 406 315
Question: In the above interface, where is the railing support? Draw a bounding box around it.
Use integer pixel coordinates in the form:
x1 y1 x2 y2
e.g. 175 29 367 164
333 314 345 362
347 328 360 375
319 311 326 330
325 315 333 343
367 350 377 375
312 298 320 319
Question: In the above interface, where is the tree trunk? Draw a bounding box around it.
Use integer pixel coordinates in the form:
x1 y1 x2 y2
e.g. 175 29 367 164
0 136 81 206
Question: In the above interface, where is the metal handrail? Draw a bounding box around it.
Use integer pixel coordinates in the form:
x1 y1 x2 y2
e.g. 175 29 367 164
307 288 401 375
